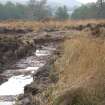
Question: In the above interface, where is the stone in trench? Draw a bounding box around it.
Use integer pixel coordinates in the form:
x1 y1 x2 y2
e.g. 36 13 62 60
0 75 8 85
24 84 39 96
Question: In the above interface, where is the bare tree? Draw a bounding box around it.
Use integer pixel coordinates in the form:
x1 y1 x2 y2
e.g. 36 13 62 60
98 0 104 7
96 0 105 18
27 0 51 20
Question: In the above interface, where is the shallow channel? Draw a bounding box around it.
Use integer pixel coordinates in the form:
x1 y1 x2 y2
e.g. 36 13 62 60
0 44 56 105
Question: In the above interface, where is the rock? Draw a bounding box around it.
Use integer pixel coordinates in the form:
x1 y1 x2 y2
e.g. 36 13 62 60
21 97 31 105
24 84 39 96
33 63 50 80
17 97 31 105
0 74 8 85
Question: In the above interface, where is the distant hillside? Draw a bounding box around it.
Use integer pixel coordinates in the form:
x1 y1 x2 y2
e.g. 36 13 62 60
47 0 81 8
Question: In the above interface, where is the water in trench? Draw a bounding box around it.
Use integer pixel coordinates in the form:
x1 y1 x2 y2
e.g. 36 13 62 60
0 44 56 105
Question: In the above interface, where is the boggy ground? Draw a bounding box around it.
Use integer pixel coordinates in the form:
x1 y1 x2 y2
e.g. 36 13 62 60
14 20 105 105
0 29 66 71
1 20 105 105
0 20 68 86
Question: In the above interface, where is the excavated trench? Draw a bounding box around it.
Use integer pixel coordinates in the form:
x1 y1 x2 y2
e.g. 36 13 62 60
0 28 68 105
0 43 57 105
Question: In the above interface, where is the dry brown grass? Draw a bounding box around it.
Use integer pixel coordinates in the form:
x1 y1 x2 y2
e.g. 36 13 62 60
0 19 105 31
44 33 105 105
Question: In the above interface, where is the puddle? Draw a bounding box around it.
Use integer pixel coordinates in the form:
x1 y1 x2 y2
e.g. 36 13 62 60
0 75 33 95
0 102 15 105
35 49 51 57
25 67 39 71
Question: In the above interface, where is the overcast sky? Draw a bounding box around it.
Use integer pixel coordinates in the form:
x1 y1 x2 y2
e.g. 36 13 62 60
0 0 97 4
78 0 97 3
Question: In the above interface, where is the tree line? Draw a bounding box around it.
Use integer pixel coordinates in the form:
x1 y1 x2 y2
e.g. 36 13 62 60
71 1 105 19
0 0 69 20
0 0 104 20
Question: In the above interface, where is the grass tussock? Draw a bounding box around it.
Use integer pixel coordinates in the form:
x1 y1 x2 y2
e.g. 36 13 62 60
45 35 105 105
